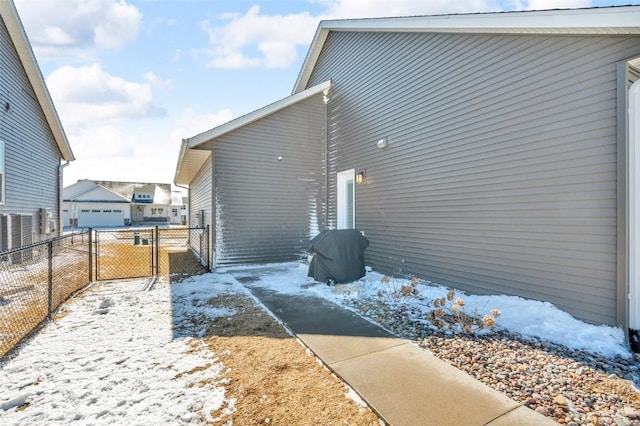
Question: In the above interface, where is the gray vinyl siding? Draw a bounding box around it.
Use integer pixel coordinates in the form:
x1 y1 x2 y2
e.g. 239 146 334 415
0 15 63 241
197 94 325 266
307 31 640 326
189 154 213 266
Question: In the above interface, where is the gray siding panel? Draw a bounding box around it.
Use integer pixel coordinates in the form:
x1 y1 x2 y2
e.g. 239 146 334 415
0 15 62 241
198 94 325 266
308 31 640 325
189 154 213 266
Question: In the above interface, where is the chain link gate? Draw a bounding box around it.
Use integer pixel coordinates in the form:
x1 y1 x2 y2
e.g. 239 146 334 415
94 226 209 281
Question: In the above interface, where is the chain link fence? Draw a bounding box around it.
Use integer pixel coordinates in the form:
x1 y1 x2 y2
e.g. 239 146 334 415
94 227 209 281
94 229 154 280
158 227 209 282
1 226 210 358
0 230 91 357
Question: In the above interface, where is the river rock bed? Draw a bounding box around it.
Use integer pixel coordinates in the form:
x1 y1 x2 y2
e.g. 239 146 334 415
345 298 640 426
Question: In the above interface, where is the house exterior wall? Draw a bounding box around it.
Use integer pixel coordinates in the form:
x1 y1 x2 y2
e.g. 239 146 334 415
306 31 640 326
0 14 63 243
196 94 326 266
63 202 128 228
189 153 213 267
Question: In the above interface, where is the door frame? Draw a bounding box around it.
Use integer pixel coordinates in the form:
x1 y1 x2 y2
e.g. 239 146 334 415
337 169 355 229
629 78 640 334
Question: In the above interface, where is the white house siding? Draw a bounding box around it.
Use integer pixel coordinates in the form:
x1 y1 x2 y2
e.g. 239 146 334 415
196 94 326 266
0 15 62 242
189 154 213 267
306 31 640 326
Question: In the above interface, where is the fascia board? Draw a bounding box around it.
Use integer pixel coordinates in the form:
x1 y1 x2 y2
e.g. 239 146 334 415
293 6 640 93
0 0 75 161
174 141 212 186
186 80 331 149
174 139 188 184
70 185 130 203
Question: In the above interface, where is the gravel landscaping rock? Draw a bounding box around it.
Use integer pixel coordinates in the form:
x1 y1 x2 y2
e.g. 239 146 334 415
345 298 640 426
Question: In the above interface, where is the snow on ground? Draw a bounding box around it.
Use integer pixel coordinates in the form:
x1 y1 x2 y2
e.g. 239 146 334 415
0 276 248 425
0 261 632 424
220 262 631 359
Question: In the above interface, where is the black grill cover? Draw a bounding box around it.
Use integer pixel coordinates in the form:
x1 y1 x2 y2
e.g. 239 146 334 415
307 229 369 284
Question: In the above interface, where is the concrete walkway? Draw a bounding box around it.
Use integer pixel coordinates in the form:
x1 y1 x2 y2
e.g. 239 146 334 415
242 284 555 426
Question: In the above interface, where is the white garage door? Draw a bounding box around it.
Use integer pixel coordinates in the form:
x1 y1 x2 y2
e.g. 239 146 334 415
77 208 125 227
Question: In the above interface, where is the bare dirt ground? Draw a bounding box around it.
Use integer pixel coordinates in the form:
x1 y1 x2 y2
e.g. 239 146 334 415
193 293 382 425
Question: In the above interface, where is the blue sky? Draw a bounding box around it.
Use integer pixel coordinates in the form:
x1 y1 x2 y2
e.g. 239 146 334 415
12 0 640 187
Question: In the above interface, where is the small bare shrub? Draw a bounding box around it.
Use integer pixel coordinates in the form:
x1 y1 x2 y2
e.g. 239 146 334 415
427 290 501 334
377 276 420 302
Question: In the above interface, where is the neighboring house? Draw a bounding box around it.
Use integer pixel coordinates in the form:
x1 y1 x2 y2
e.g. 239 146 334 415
174 6 640 337
62 180 130 228
0 0 75 249
169 191 187 225
63 180 184 227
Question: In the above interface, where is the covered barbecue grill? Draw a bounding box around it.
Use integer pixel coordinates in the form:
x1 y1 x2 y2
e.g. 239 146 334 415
307 229 369 284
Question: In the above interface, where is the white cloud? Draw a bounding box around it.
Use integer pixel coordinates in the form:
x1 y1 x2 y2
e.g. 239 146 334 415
62 108 235 186
64 124 176 185
171 108 235 141
46 64 166 126
14 0 141 60
200 5 317 69
318 0 502 17
525 0 590 9
199 0 601 70
198 1 506 70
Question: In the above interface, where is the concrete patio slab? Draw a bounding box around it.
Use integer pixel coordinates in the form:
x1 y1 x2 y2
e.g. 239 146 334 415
486 405 554 425
331 341 521 425
235 272 555 426
297 333 406 365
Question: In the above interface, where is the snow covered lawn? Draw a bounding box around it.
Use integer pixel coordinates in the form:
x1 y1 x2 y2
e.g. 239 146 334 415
1 261 636 425
0 277 235 425
0 269 381 426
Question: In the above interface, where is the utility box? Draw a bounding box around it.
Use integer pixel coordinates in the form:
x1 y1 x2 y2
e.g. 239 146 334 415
40 208 52 234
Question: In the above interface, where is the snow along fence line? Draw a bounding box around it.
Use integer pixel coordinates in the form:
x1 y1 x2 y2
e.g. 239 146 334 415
0 230 91 357
0 226 212 358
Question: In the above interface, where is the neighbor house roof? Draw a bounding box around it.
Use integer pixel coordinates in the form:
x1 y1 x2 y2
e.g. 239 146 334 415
95 181 172 205
293 6 640 93
0 0 74 161
174 80 331 186
63 180 130 203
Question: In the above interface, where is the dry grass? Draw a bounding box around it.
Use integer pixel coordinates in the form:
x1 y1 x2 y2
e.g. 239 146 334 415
0 297 47 357
96 243 153 280
189 293 382 425
95 234 206 280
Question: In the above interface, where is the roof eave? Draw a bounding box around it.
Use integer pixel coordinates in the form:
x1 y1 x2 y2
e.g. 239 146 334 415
174 140 212 186
293 6 640 93
187 79 331 148
0 0 74 161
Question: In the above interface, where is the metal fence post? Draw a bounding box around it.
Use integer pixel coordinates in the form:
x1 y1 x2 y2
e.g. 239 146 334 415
47 240 53 319
155 226 160 276
206 224 210 272
88 228 93 282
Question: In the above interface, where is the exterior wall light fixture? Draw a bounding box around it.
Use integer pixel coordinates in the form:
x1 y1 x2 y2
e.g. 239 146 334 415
377 137 388 149
356 170 366 184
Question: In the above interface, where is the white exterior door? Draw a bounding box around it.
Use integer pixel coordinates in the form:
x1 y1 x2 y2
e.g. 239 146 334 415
337 169 355 229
